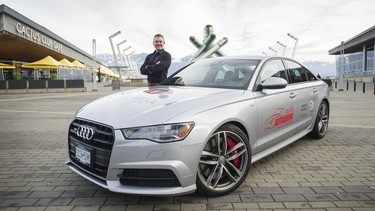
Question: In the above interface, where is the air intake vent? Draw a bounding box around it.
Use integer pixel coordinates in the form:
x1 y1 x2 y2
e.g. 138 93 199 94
119 169 181 187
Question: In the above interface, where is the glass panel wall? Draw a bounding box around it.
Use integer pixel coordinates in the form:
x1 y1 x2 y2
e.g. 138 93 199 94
336 49 375 77
367 50 374 73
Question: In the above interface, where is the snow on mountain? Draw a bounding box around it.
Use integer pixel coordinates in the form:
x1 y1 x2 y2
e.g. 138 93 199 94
302 61 336 78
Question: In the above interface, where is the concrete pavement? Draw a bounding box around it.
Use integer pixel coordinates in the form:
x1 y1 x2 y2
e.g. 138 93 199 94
0 84 374 210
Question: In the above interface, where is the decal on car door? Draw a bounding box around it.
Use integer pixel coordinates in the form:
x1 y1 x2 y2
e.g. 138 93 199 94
265 107 294 132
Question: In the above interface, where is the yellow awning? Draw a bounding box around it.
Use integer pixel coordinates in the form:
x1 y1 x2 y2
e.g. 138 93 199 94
99 66 117 77
92 65 117 77
0 62 15 69
72 60 86 69
21 56 62 69
59 58 76 68
21 65 60 69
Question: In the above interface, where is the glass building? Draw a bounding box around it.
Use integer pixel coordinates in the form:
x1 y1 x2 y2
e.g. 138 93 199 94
329 25 375 82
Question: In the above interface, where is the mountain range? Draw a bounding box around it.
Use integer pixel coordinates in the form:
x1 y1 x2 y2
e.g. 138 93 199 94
96 53 336 78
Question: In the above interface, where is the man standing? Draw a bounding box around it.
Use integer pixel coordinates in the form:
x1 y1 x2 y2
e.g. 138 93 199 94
140 34 171 86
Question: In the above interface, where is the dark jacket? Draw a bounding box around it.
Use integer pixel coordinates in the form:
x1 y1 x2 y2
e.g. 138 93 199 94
140 49 171 83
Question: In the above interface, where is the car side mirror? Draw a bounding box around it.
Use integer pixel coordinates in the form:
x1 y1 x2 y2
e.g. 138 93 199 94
260 77 288 90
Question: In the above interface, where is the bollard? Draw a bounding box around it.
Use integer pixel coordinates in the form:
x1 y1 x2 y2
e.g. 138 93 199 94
354 80 356 92
335 81 337 89
363 83 365 93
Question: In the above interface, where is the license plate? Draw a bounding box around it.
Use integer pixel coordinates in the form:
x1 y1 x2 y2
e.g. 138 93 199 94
75 145 91 166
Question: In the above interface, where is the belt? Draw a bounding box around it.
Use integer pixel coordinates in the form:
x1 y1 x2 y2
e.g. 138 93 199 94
148 83 160 86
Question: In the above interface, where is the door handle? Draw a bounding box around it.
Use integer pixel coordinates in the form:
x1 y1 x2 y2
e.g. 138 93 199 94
313 88 318 93
289 92 297 99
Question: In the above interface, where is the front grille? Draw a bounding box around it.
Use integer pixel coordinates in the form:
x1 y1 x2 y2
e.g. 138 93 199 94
68 118 114 179
119 169 181 187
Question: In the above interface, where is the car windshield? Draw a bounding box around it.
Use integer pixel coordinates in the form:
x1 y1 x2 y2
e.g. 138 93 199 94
161 59 261 89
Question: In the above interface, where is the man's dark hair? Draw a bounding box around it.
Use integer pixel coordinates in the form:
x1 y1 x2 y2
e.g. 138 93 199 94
154 33 164 38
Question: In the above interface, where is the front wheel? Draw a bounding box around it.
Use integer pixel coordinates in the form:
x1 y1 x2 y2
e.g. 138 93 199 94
196 124 251 196
308 100 329 139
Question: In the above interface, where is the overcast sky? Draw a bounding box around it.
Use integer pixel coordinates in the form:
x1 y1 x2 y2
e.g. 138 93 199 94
3 0 375 63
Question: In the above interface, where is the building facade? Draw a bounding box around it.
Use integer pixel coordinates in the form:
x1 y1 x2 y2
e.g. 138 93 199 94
329 25 375 82
0 4 116 81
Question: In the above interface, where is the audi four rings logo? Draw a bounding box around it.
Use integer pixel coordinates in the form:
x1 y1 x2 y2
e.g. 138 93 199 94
76 125 95 140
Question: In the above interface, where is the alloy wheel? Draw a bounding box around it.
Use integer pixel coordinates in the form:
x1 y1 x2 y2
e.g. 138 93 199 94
197 128 249 196
317 102 329 136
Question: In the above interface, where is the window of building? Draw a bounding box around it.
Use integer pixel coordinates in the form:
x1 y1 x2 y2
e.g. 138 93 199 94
367 50 374 72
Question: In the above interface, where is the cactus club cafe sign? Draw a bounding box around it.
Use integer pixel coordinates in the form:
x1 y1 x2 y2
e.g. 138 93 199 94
15 22 63 52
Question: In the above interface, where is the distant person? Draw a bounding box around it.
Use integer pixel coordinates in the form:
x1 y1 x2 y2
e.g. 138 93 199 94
140 33 171 86
317 74 321 79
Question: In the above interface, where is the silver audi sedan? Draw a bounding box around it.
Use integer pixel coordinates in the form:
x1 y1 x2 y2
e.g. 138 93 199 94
66 56 329 196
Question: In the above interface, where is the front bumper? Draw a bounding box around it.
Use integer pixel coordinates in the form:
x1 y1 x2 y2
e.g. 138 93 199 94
66 158 197 196
67 127 204 196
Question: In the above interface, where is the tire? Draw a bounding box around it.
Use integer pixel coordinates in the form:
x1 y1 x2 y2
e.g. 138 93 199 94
308 100 329 139
196 124 251 196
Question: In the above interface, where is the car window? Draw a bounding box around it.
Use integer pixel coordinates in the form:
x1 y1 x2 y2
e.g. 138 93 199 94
304 67 318 81
259 59 287 82
162 59 261 89
285 60 309 83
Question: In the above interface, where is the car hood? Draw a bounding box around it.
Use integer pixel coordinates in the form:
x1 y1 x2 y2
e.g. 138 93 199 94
76 86 245 129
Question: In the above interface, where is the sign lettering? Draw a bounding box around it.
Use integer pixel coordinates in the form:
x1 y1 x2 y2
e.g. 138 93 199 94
15 22 63 52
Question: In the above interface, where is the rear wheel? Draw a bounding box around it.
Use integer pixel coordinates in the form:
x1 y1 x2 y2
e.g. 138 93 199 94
196 124 250 196
308 100 329 139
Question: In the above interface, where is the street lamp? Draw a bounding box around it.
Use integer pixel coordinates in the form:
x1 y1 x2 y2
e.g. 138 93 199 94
338 41 345 91
287 33 298 58
129 51 137 71
92 39 98 91
109 31 121 80
277 41 287 56
116 39 127 78
269 47 277 55
122 46 132 70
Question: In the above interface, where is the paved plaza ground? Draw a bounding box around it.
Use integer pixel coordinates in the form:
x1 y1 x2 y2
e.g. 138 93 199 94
0 83 374 210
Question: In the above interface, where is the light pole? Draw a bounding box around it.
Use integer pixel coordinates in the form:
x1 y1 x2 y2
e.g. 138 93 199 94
277 41 287 56
92 39 98 91
116 39 127 79
287 33 298 58
129 51 137 71
122 46 132 71
269 47 277 55
109 31 121 80
338 41 345 91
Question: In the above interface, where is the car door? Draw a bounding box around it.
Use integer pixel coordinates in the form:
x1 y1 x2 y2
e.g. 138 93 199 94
284 59 320 135
253 59 297 155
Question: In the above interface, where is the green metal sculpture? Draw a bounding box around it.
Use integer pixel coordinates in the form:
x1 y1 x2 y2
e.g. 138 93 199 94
189 25 228 62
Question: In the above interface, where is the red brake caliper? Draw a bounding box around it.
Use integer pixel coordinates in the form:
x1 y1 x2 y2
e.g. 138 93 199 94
226 138 239 167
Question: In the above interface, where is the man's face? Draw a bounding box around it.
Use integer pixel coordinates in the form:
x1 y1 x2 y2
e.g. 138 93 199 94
153 36 165 51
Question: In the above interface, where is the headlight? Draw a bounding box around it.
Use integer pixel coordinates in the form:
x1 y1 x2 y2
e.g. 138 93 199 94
121 122 194 143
